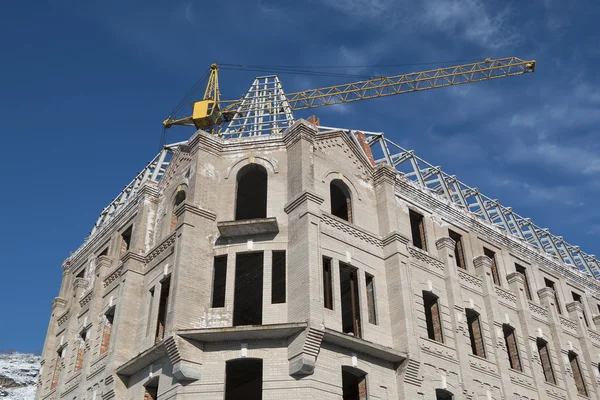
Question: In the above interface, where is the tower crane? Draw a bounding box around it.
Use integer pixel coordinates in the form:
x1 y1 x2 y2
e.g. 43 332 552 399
162 57 535 133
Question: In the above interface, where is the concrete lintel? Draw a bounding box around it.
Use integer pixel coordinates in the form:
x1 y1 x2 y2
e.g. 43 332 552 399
217 218 279 237
322 328 406 363
178 323 307 342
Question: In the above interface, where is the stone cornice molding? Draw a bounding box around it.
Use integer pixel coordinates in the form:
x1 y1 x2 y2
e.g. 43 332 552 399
382 231 410 247
73 278 89 291
120 251 146 265
283 119 317 148
473 255 493 270
373 164 398 186
136 181 159 199
52 297 67 310
566 301 583 313
174 202 216 220
506 272 524 285
284 191 324 214
62 259 71 271
146 232 176 264
537 287 556 300
436 237 456 251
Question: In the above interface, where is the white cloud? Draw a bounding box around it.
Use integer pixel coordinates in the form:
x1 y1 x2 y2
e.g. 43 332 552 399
317 0 396 19
184 3 194 24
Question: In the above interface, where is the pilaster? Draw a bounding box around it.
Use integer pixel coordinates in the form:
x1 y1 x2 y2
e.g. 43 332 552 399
566 301 599 399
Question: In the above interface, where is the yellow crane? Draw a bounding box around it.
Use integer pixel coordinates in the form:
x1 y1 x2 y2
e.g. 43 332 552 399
163 57 535 132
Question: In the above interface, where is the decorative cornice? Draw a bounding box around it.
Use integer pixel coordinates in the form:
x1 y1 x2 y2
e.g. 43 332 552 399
284 191 325 214
321 213 382 249
79 291 92 308
282 119 317 147
408 245 444 271
120 251 146 265
57 310 70 327
373 164 398 186
566 301 583 313
473 255 492 270
537 287 556 300
73 278 89 292
61 259 71 271
506 271 524 285
103 266 123 288
382 231 410 246
52 297 67 310
435 236 456 251
146 232 176 264
174 202 216 220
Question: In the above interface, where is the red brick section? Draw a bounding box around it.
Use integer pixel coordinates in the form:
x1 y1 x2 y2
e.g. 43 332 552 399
484 248 500 285
430 299 443 342
170 213 178 232
449 230 466 270
120 237 128 256
307 115 320 126
74 344 85 372
100 319 113 355
504 325 522 371
570 352 588 396
50 351 62 390
467 311 485 358
537 340 556 384
515 264 532 300
355 131 376 167
358 376 368 400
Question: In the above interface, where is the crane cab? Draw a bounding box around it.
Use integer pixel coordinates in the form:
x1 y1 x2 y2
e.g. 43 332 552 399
192 99 222 130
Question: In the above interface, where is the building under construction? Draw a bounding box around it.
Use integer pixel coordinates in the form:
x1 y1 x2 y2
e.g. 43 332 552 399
37 58 600 400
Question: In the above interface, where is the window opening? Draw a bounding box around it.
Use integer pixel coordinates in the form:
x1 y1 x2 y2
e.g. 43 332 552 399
120 226 132 256
323 257 333 310
74 329 87 372
423 291 443 342
341 366 367 400
466 309 485 358
330 179 352 222
409 210 427 250
225 358 262 400
170 189 186 231
537 338 556 384
515 264 532 300
50 348 63 390
155 277 171 343
146 288 154 336
365 274 377 325
144 378 159 400
100 308 114 355
235 164 267 220
271 251 286 304
569 351 588 396
233 252 264 326
484 247 500 285
340 263 361 337
503 324 522 371
436 389 454 400
544 278 561 314
211 256 227 308
572 292 589 327
448 230 466 270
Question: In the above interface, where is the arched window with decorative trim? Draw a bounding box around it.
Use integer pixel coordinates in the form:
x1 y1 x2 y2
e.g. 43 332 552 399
330 179 352 222
235 164 267 220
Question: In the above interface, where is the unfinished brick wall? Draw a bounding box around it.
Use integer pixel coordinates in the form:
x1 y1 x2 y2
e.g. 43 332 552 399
100 317 113 355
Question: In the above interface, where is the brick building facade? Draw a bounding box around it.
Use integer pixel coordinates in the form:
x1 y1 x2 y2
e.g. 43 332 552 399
37 120 600 399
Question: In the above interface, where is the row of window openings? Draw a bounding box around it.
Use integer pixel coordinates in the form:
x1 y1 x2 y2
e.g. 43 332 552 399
422 290 588 396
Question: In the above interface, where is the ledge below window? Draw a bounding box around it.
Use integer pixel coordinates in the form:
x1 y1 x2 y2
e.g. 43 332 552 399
217 217 279 237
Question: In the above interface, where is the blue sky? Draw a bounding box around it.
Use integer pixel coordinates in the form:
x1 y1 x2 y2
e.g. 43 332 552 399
1 0 599 353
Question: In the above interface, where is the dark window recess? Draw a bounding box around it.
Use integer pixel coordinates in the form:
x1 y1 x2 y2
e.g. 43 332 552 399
155 277 171 343
211 256 228 308
235 164 267 221
120 226 132 256
448 230 466 270
171 189 187 231
484 248 500 285
341 366 367 400
466 309 485 358
146 288 155 336
569 351 588 396
503 324 522 371
365 274 377 325
323 257 333 310
544 278 562 315
75 268 85 279
271 251 286 304
225 358 262 400
144 378 159 400
99 248 108 257
330 179 352 222
515 264 532 300
537 339 556 385
423 291 443 342
409 210 427 251
100 307 114 355
597 304 600 314
436 389 454 400
340 263 361 337
233 252 264 326
572 292 589 327
50 348 63 390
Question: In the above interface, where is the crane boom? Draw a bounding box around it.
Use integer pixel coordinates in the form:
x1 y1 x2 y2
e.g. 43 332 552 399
163 57 535 131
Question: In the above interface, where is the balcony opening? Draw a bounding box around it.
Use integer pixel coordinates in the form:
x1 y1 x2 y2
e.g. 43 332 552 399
423 291 443 342
341 366 367 400
120 226 132 256
271 251 286 304
330 179 352 222
503 324 522 371
211 256 228 308
537 338 556 384
466 309 485 358
340 263 361 337
323 257 333 310
225 358 262 400
155 277 171 343
448 230 466 270
409 210 427 250
235 164 267 221
233 252 264 326
484 247 500 285
436 389 454 400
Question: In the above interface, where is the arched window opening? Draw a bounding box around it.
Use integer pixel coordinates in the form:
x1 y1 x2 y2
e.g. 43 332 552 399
436 389 454 400
330 179 352 222
225 358 263 400
341 366 367 400
170 189 187 232
235 164 267 220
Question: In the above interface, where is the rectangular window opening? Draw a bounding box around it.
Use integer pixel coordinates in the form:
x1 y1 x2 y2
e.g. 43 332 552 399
503 324 522 371
155 277 171 343
74 329 88 372
572 292 589 328
515 264 532 301
423 291 443 342
544 278 561 315
409 210 427 251
271 251 286 304
365 274 377 325
484 248 500 285
233 252 264 327
342 367 367 400
120 226 132 256
340 263 361 338
225 358 262 400
323 257 333 310
50 348 63 391
569 352 588 397
211 256 228 308
448 230 466 270
146 288 155 336
537 339 556 385
466 309 485 358
75 268 85 279
144 379 159 400
100 308 115 355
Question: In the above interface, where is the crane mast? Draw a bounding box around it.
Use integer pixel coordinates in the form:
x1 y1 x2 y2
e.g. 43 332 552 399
163 57 535 132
